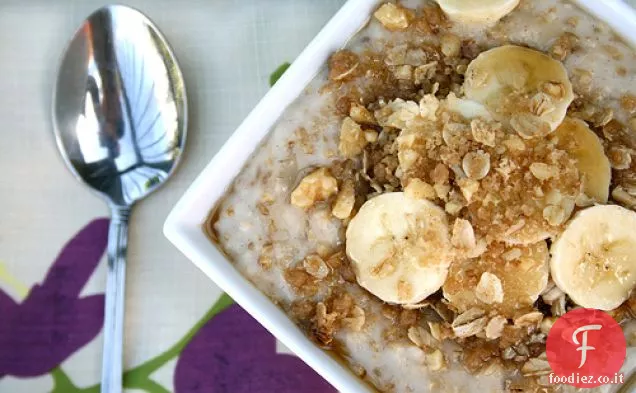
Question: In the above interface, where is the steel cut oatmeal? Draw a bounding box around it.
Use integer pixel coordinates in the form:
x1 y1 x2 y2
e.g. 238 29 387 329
209 1 636 391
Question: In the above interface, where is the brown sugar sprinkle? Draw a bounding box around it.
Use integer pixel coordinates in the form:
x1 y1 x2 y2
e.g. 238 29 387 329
398 308 419 327
328 50 361 82
461 339 501 374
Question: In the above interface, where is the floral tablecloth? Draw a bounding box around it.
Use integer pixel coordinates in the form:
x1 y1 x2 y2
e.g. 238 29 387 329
0 1 343 392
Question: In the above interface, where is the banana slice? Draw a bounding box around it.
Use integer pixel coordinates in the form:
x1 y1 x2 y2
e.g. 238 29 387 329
436 0 520 25
464 45 574 134
345 192 453 305
551 205 636 311
443 241 549 317
555 117 611 203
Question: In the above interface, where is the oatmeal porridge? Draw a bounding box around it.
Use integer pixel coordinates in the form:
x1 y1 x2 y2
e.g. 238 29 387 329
209 1 636 392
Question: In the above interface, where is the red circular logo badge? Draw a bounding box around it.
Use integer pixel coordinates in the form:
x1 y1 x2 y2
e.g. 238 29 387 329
546 308 626 388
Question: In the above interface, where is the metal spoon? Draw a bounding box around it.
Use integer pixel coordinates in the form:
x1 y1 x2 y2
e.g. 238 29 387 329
52 5 187 393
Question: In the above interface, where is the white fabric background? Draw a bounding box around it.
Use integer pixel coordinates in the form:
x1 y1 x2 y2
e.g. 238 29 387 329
0 1 634 392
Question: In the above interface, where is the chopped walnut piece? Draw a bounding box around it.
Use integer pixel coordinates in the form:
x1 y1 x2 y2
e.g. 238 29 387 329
452 308 487 338
443 122 470 148
405 178 436 200
485 316 507 340
470 119 496 147
290 168 338 208
375 98 420 129
608 146 632 170
431 163 450 185
510 113 552 139
342 306 366 332
457 178 479 203
425 349 446 371
405 47 432 66
476 272 504 304
385 44 407 66
445 199 464 216
452 218 476 250
303 254 330 279
414 62 438 85
440 33 461 58
349 104 377 125
364 131 379 143
328 50 360 82
462 151 490 180
332 180 355 219
514 311 543 328
393 64 413 80
374 3 410 31
503 135 526 152
434 183 451 201
339 117 368 158
419 94 439 121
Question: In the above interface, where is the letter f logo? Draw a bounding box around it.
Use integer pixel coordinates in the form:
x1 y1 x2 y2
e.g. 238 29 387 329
572 324 602 368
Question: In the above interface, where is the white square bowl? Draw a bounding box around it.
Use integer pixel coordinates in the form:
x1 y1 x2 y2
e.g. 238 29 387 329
164 1 636 392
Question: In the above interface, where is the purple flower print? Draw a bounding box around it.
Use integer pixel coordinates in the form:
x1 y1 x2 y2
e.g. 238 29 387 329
0 219 108 378
174 304 336 393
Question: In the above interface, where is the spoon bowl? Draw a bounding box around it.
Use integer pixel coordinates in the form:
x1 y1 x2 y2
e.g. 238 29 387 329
52 5 186 393
53 5 187 206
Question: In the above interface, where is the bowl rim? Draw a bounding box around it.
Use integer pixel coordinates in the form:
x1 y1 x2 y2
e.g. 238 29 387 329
164 1 636 392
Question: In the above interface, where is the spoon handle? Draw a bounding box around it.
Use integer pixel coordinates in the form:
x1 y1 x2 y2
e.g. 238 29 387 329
101 206 131 393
